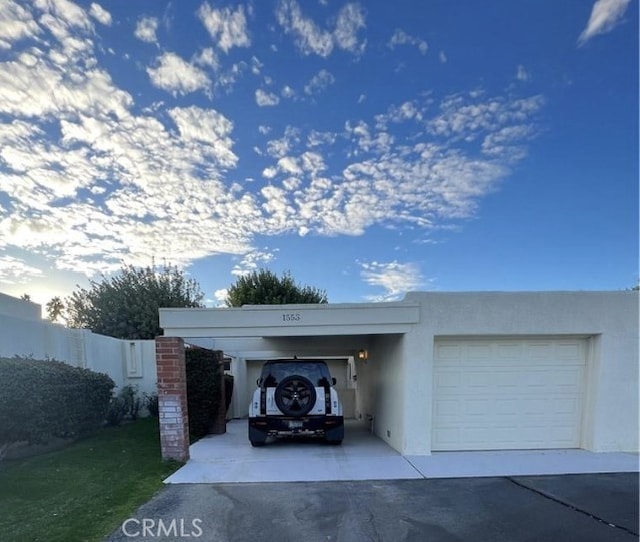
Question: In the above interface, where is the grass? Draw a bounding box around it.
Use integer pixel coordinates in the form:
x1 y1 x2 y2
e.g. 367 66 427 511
0 417 182 542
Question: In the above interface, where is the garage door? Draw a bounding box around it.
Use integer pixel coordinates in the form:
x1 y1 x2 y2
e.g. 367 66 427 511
432 338 586 451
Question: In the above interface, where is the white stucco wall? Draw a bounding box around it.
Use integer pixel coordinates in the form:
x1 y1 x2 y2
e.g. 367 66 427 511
0 295 157 395
401 291 639 454
0 292 41 321
369 334 406 451
159 291 638 455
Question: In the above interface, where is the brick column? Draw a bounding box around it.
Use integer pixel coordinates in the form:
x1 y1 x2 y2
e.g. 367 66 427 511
156 337 190 461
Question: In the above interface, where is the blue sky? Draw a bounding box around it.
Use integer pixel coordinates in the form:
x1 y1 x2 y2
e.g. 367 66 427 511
0 0 637 308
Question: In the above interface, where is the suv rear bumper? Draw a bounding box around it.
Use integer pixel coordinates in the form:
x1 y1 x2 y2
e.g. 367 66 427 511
249 415 344 436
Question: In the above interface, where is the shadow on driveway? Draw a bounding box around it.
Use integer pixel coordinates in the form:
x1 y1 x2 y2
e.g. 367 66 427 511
107 473 638 542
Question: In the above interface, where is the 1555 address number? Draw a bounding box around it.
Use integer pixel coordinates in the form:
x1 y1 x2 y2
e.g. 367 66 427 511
282 313 301 322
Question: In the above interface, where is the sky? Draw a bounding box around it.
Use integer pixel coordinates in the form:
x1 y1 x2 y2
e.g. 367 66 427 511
0 0 637 310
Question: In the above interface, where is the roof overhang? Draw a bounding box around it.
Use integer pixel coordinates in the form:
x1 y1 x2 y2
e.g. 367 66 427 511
159 301 420 338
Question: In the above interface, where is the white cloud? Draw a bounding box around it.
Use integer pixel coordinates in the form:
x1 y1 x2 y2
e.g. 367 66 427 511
255 91 543 238
439 51 447 63
388 29 428 55
255 88 280 106
516 65 530 81
147 52 211 96
198 2 250 53
194 47 218 68
231 249 276 276
276 0 366 57
89 3 111 26
578 0 631 45
277 156 301 174
0 1 547 287
134 16 158 43
0 3 260 277
0 255 43 285
333 3 367 55
262 166 278 179
266 126 300 158
168 106 237 168
360 261 424 302
281 85 295 98
307 130 336 147
213 288 228 305
304 69 335 95
0 0 41 49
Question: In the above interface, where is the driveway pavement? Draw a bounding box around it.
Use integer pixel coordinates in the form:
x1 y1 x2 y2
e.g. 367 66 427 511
165 420 638 483
107 473 638 541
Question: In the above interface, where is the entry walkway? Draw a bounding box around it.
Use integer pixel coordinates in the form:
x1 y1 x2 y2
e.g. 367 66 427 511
164 420 638 484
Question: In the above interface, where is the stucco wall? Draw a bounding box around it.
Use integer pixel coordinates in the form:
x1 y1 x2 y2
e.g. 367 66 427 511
0 296 157 395
402 291 639 454
369 334 406 451
159 290 638 455
0 292 40 321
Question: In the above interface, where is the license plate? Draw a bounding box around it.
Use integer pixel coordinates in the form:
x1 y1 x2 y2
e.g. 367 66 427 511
287 421 303 429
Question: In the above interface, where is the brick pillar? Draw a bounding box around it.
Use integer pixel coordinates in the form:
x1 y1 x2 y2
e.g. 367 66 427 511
156 337 190 461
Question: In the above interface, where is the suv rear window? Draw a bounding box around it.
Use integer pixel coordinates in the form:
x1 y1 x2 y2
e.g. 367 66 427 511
260 361 332 387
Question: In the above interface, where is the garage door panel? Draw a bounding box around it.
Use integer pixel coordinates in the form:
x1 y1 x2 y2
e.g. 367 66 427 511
435 371 460 388
433 337 586 451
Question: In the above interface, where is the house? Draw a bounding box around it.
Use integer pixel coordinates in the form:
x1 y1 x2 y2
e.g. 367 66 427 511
156 290 639 460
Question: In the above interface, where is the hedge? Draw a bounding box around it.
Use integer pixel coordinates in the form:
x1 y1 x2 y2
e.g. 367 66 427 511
185 348 234 441
0 357 115 448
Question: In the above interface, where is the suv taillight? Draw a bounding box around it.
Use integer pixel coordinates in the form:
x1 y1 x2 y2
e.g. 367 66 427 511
324 386 331 414
260 387 266 414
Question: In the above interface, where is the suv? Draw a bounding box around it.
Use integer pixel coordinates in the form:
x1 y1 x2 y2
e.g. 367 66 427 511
248 359 344 446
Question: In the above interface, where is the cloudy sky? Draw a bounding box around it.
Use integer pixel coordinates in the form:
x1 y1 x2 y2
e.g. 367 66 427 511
0 0 637 308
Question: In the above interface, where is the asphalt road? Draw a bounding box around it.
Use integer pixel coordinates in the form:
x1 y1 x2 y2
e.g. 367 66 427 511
107 473 639 542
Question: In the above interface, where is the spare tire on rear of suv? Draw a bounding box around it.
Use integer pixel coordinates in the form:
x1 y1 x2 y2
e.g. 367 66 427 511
274 375 316 417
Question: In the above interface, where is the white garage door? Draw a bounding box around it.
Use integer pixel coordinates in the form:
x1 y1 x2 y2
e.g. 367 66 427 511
432 337 586 451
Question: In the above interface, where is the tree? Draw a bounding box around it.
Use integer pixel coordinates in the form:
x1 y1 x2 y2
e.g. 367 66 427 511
226 269 328 307
46 296 64 322
19 294 31 302
66 263 204 339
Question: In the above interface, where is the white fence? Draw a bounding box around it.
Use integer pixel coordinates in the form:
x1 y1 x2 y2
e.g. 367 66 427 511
0 293 157 395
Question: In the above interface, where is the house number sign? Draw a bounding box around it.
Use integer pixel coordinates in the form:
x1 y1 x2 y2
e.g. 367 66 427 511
281 313 301 322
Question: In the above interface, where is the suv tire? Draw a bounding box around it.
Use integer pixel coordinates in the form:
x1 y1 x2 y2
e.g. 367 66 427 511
249 425 267 447
274 375 317 417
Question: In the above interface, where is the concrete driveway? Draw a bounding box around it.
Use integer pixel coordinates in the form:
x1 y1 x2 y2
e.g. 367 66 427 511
107 473 638 541
165 420 638 483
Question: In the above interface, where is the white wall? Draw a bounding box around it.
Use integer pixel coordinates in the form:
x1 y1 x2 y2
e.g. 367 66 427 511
368 334 406 451
0 295 157 395
0 292 40 321
158 291 638 455
402 291 639 454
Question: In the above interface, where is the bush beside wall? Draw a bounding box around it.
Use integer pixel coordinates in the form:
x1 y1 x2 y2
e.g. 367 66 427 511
185 348 218 441
0 357 114 449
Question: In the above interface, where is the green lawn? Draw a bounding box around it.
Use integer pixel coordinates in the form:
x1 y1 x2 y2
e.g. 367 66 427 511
0 418 182 542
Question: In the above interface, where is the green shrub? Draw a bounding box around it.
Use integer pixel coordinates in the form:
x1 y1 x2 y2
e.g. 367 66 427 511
0 357 114 447
120 385 143 420
185 348 218 441
105 396 127 426
144 392 159 417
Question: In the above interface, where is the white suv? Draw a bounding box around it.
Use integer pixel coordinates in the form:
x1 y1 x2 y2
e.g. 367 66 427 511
248 359 344 446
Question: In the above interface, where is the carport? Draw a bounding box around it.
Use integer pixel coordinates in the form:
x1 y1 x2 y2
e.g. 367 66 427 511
156 301 421 462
